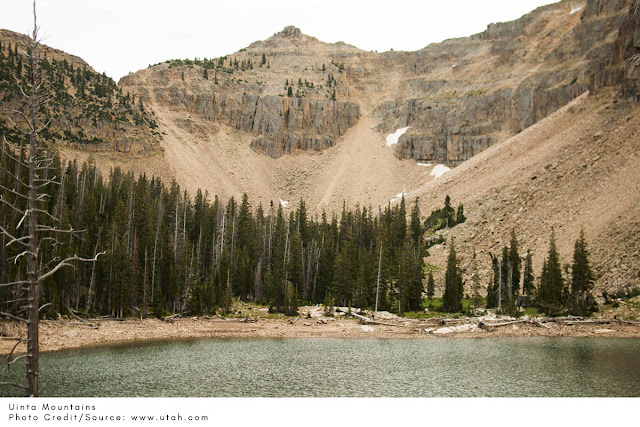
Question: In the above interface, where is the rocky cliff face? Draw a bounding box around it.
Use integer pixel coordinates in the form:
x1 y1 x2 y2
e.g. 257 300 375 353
118 1 639 163
119 26 362 157
383 0 638 163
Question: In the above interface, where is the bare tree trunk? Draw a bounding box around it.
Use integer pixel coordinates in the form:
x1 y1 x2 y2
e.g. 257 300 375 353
25 5 41 396
143 246 148 317
85 228 102 314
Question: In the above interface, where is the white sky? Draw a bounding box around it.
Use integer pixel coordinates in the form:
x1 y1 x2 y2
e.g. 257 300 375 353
1 0 557 82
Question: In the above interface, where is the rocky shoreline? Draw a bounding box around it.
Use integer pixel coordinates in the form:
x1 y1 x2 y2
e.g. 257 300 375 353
1 315 639 355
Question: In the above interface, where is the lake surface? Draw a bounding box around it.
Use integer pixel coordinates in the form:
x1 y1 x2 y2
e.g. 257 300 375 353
2 337 640 397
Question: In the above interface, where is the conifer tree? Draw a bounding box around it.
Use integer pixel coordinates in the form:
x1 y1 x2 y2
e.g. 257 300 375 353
509 230 521 299
522 250 535 296
444 195 455 227
426 270 435 305
569 229 596 316
410 197 422 248
456 203 466 224
471 250 482 314
442 239 463 312
537 230 564 313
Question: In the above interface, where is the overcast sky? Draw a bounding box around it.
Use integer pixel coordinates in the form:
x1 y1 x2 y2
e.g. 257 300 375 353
1 0 558 82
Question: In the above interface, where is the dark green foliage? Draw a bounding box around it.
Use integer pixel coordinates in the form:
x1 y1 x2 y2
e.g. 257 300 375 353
569 229 596 316
522 250 535 296
442 239 463 312
0 41 156 145
537 231 565 314
1 147 434 317
456 203 466 224
426 271 435 302
423 195 460 231
509 230 521 297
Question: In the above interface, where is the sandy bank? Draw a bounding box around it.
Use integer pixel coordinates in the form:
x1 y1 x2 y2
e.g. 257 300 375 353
1 316 639 355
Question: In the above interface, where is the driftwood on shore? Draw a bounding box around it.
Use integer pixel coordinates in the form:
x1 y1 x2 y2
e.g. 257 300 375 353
162 313 185 322
479 319 530 329
351 313 404 327
69 321 99 329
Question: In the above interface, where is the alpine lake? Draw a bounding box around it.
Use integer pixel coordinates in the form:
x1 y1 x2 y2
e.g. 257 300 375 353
1 337 639 397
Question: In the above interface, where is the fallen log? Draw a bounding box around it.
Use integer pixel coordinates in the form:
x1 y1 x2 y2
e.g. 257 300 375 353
290 316 300 325
69 321 99 329
479 319 530 330
66 305 90 324
162 313 185 322
616 319 640 325
532 319 551 329
366 320 404 327
562 319 612 325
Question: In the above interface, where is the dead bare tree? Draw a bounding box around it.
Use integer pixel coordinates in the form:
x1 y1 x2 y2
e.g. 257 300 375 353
0 1 102 397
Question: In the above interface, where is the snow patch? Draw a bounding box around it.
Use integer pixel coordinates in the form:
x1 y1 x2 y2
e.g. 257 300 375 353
280 199 289 208
570 6 583 14
430 164 451 179
386 127 410 147
389 187 407 204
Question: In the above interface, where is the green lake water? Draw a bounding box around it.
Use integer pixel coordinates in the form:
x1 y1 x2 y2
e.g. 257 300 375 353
2 337 639 397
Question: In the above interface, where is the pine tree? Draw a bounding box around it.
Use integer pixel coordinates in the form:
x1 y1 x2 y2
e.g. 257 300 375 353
203 67 208 80
471 250 482 314
442 239 463 312
570 229 595 316
522 250 535 296
456 203 466 224
509 229 521 300
486 253 499 309
444 195 455 227
537 230 564 314
410 197 422 248
426 270 435 304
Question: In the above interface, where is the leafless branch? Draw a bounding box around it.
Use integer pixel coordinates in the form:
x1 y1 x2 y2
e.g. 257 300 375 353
0 382 28 390
31 208 60 223
5 339 27 368
0 184 29 200
6 235 31 248
10 250 35 264
0 226 28 248
39 252 105 282
0 312 28 323
38 303 51 312
0 281 30 288
8 355 29 367
0 169 29 188
36 225 83 234
35 118 52 133
0 196 26 216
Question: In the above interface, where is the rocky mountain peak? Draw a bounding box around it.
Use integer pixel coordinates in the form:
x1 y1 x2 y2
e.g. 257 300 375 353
278 25 303 39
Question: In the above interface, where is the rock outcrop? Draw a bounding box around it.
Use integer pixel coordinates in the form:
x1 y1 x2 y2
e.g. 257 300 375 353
0 29 159 154
118 0 638 163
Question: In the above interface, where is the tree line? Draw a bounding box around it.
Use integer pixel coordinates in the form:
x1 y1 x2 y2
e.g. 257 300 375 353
1 151 430 318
